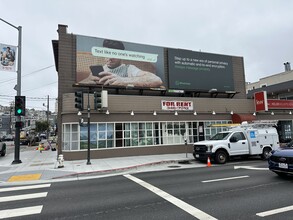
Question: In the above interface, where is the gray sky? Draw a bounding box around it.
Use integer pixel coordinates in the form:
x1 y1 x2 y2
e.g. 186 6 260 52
0 0 292 112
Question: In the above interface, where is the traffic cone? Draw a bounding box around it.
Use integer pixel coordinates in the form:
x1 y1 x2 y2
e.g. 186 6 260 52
207 157 212 167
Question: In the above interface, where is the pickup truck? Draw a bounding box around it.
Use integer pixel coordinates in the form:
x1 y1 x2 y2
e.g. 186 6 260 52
193 125 279 164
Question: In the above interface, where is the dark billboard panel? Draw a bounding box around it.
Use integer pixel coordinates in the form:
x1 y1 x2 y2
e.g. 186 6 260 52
168 48 234 91
76 35 166 89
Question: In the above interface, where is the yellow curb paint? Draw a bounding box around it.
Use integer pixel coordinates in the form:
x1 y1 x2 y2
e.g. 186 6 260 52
8 174 42 182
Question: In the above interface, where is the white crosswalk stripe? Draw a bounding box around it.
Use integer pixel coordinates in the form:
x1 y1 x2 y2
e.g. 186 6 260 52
0 184 51 193
0 192 48 202
0 184 50 219
0 206 43 219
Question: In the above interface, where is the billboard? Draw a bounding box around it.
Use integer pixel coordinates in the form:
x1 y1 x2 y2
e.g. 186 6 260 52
168 48 234 91
76 35 166 89
0 43 17 72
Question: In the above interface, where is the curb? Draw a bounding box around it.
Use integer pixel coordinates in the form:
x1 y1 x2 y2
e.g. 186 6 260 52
52 159 194 179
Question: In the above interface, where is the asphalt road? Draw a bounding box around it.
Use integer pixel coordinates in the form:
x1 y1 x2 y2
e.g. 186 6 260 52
1 159 292 219
3 141 37 155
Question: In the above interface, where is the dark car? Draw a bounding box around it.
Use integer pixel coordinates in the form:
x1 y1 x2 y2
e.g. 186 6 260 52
2 134 14 141
268 144 293 177
0 141 6 156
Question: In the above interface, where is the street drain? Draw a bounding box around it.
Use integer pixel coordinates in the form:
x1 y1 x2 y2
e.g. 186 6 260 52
178 160 191 164
168 165 181 168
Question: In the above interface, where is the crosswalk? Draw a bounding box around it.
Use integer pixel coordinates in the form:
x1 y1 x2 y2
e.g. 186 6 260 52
0 183 50 219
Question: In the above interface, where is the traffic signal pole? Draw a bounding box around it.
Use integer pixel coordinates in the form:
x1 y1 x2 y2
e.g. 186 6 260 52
75 88 107 165
0 18 22 164
87 88 91 165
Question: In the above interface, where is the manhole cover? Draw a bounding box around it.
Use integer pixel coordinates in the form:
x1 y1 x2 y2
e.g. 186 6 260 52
168 165 181 168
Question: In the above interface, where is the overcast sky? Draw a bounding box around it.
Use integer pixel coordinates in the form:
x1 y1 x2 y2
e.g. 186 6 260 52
0 0 292 112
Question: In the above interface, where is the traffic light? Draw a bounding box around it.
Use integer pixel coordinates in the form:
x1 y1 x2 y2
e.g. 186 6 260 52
15 96 26 116
15 121 24 128
94 91 102 110
94 90 108 110
75 91 83 110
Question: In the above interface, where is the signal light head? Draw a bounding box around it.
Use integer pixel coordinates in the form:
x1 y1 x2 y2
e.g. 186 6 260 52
74 91 84 111
15 96 26 116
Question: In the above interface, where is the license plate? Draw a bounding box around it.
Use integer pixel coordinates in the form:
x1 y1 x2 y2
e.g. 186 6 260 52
195 154 199 158
279 163 288 169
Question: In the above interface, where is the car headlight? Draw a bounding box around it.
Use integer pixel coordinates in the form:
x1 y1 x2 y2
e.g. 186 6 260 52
206 144 213 152
267 150 274 158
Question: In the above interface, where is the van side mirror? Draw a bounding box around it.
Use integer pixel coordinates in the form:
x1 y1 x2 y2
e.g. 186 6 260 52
230 137 238 143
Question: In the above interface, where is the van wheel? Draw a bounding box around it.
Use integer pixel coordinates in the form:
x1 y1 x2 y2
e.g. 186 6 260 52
261 148 271 160
215 150 228 164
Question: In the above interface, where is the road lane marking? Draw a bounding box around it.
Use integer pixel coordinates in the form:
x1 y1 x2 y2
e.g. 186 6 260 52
124 174 217 220
8 173 42 182
234 166 268 170
256 205 293 217
0 184 51 193
202 175 249 183
0 205 43 219
0 192 48 202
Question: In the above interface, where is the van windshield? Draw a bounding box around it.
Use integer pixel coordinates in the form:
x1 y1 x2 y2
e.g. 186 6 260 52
210 132 231 140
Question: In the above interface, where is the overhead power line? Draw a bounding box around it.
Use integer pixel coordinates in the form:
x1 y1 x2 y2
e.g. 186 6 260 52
0 65 55 85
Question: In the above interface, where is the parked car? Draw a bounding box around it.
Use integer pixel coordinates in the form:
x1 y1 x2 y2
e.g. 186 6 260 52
0 141 6 156
268 142 293 177
2 134 14 141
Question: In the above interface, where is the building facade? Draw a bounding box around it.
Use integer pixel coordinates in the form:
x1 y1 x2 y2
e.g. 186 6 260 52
247 67 293 143
53 25 293 160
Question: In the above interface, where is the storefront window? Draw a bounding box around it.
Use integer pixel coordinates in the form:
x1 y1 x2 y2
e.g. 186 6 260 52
80 124 97 149
63 124 78 150
71 124 78 150
62 120 232 151
204 120 231 140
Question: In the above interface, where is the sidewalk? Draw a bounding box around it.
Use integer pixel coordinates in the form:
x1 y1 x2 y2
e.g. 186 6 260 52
0 144 202 184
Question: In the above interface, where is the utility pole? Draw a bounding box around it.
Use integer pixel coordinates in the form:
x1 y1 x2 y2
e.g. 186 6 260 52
47 95 49 139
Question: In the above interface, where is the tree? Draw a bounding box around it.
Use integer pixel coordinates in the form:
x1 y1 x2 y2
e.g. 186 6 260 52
35 121 49 133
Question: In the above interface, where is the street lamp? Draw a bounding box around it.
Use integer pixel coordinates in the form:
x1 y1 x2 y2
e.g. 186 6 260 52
0 18 22 164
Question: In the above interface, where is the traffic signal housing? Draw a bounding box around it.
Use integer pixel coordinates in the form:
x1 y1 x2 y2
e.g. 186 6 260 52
75 91 84 110
94 91 102 110
15 96 26 116
94 90 108 110
15 121 24 128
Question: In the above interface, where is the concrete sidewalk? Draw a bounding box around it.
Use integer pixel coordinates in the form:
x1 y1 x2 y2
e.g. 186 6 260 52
0 144 202 184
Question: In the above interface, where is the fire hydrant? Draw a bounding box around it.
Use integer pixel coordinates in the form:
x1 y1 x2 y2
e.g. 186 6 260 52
57 154 64 168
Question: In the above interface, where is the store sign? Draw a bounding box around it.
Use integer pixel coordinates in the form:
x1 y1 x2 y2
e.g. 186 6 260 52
254 91 293 110
254 91 268 112
161 100 193 111
268 99 293 109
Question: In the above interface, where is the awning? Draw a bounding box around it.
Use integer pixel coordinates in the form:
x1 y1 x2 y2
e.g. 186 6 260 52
232 114 256 123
